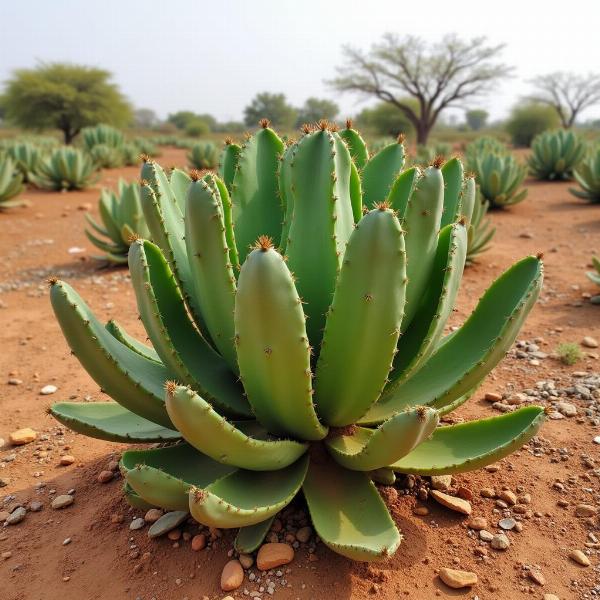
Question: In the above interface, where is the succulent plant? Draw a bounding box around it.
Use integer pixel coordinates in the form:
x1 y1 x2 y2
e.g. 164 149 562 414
219 138 241 191
570 147 600 202
466 193 495 264
528 129 585 181
30 147 97 191
89 143 125 169
187 142 220 170
412 142 452 166
586 256 600 304
85 179 151 264
470 152 528 208
81 124 125 151
464 136 507 173
132 137 160 157
0 156 25 209
6 142 44 182
48 121 545 562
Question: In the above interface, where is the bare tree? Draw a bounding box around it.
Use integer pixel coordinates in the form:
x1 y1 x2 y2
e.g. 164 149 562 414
329 34 511 145
528 72 600 128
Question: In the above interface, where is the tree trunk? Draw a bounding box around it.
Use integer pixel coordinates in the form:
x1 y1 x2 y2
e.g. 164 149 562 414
62 127 76 144
415 121 430 145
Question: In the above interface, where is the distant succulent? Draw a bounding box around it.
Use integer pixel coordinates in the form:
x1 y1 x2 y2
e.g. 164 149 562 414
0 156 26 209
187 142 219 169
412 142 452 166
132 138 160 157
528 129 585 181
466 192 496 264
586 256 600 304
570 147 600 202
49 121 545 562
89 143 125 169
6 142 44 181
81 124 125 151
464 137 507 172
470 152 528 208
85 179 150 264
30 147 97 191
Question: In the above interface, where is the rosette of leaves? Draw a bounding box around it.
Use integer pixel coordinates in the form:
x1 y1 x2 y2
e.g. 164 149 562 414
30 147 97 191
528 129 585 181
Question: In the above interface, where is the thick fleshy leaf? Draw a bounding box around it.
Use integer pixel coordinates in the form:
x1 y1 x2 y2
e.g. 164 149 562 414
166 384 308 471
302 459 401 561
123 483 156 510
188 455 309 528
105 319 161 363
390 406 546 475
50 402 180 442
121 443 235 511
234 517 275 554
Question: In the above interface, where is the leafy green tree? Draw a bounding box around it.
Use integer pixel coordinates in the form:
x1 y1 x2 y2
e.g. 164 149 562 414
134 108 160 129
295 97 339 126
244 93 297 129
505 102 560 147
355 101 417 137
185 118 210 137
167 111 199 130
1 63 131 144
465 109 489 131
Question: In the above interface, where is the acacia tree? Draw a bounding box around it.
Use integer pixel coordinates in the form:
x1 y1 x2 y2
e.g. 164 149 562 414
1 63 131 144
330 34 511 145
244 93 297 129
465 109 488 131
528 72 600 128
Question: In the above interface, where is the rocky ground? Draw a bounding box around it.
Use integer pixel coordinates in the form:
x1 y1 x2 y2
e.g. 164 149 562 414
0 147 599 600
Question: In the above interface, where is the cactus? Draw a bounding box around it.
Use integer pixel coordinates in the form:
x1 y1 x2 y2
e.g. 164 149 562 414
81 124 125 151
466 192 495 264
464 137 507 173
470 151 528 208
187 142 220 170
89 143 125 169
586 256 600 304
412 143 452 166
570 147 600 202
528 129 585 181
48 121 545 562
85 179 151 264
6 142 44 182
0 157 26 209
30 147 97 191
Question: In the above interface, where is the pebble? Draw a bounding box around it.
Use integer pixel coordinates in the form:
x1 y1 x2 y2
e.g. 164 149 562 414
480 487 496 498
191 534 206 551
438 567 477 589
29 501 43 512
490 533 510 550
569 549 590 566
296 526 312 543
430 475 452 491
40 385 58 395
543 595 560 600
9 428 37 446
594 436 600 445
468 517 488 530
6 507 26 525
221 560 244 591
97 470 114 484
556 402 577 417
147 511 188 538
413 506 429 516
575 504 597 517
130 518 145 530
51 495 74 509
497 490 517 505
499 518 517 530
59 455 75 466
582 336 598 348
144 508 163 523
167 528 181 541
528 570 546 586
8 378 22 385
256 543 295 571
239 553 253 569
484 392 502 402
2 551 12 559
479 530 494 542
430 490 472 515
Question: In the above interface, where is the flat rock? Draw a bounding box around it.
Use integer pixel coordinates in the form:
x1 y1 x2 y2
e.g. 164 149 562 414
147 511 188 538
430 475 452 491
220 559 243 591
59 455 75 466
5 507 26 525
528 570 545 586
569 549 590 566
480 530 494 542
438 567 477 589
556 402 577 417
468 516 488 531
256 543 294 570
575 504 596 517
130 518 145 530
581 336 598 348
491 533 510 550
9 428 37 446
430 490 472 515
51 495 74 509
144 508 163 523
29 501 43 512
499 518 517 530
40 385 58 395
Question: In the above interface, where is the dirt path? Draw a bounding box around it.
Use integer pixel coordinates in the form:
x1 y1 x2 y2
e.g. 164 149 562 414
0 148 599 599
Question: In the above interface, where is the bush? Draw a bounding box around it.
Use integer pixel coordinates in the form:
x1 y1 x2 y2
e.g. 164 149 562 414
185 118 210 137
505 103 560 147
555 342 582 366
355 101 416 138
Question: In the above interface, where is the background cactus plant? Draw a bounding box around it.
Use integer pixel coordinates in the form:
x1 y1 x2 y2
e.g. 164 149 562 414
6 142 44 181
48 121 545 562
89 143 125 169
0 156 26 209
586 256 600 304
187 142 220 170
570 146 600 202
466 192 495 264
528 129 585 180
30 146 97 191
81 123 125 151
470 151 528 208
85 179 150 264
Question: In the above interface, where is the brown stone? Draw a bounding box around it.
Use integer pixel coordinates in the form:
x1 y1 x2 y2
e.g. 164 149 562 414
438 567 477 589
9 428 37 446
497 490 517 505
569 549 591 566
528 570 546 586
144 508 163 523
296 526 312 543
256 543 295 571
167 528 181 541
191 534 206 551
413 506 429 516
468 516 488 531
430 490 472 515
484 392 502 402
575 504 597 517
97 470 114 484
59 455 75 466
220 559 243 591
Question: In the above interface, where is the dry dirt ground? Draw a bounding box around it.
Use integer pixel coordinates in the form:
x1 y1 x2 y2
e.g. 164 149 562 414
0 147 599 600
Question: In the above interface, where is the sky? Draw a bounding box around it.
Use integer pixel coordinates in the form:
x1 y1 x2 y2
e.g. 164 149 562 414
1 0 599 124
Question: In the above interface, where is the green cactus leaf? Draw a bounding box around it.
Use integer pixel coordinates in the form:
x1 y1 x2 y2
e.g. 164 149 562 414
189 455 309 528
49 281 173 427
235 244 327 440
279 141 296 253
234 517 275 554
460 177 477 224
349 160 363 222
370 467 396 485
325 406 439 471
165 384 308 471
84 211 110 238
219 140 241 193
105 320 161 363
361 255 543 424
339 125 369 170
128 239 250 418
387 167 419 214
315 207 406 426
122 443 235 511
211 175 239 271
389 406 546 474
362 140 406 208
440 158 464 227
83 228 127 256
302 458 401 561
123 483 157 510
50 402 180 442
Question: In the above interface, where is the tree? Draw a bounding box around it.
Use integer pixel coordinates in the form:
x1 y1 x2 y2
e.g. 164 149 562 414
295 97 339 127
134 108 160 130
1 63 131 144
528 72 600 128
168 111 199 130
185 118 210 137
330 34 511 145
355 100 416 137
505 102 560 147
244 93 297 129
465 109 488 131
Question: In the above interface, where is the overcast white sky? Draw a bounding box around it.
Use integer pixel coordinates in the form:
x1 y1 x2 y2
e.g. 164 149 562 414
1 0 599 123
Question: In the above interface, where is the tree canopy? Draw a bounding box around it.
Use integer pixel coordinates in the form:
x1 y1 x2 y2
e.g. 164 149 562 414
465 109 488 131
355 100 417 137
505 102 560 147
295 97 339 127
1 62 131 144
244 92 297 129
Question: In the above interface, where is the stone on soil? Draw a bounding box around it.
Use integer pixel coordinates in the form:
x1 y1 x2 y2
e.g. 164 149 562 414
221 560 244 591
438 567 477 589
147 511 188 538
51 495 74 509
569 549 590 566
430 490 472 515
5 507 26 525
257 543 295 570
9 428 37 445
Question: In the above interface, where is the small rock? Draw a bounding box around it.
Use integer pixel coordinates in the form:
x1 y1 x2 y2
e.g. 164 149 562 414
569 549 590 566
59 455 75 466
40 385 58 395
296 526 312 543
144 508 163 523
543 595 560 600
97 470 114 484
556 402 577 417
256 543 295 570
438 567 477 589
62 538 71 546
413 506 429 516
29 501 43 512
2 551 12 559
575 504 597 517
497 490 517 505
191 534 206 551
221 559 244 591
130 518 145 530
484 392 502 402
430 475 452 491
468 517 488 531
9 428 37 446
491 533 510 550
430 490 472 515
582 336 598 348
528 570 545 586
167 528 181 541
7 378 22 385
239 553 253 569
480 487 496 498
499 518 517 530
5 507 26 525
147 511 188 538
51 495 74 510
